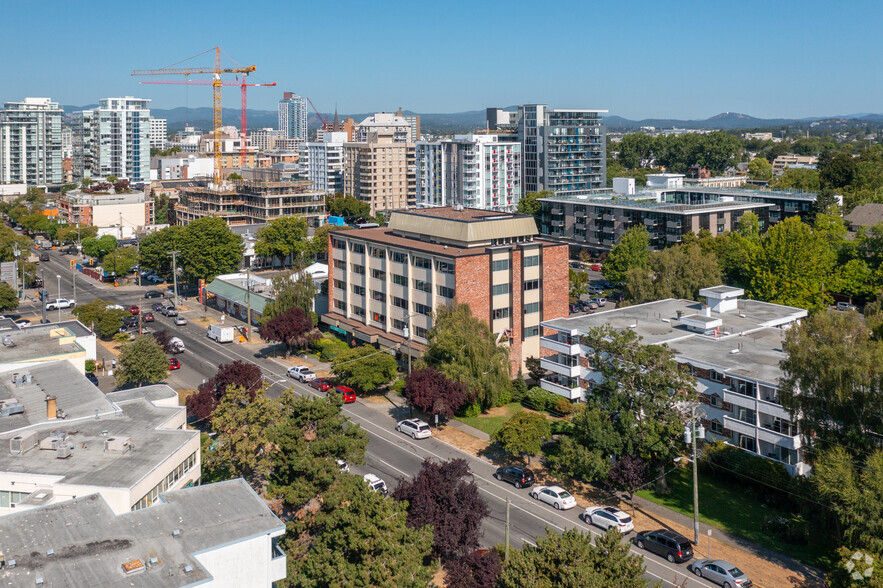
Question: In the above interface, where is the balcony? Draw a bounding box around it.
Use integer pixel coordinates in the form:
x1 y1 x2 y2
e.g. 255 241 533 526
722 389 756 410
666 221 682 229
540 357 580 378
723 415 756 437
550 208 563 215
756 425 801 449
643 218 658 226
758 397 791 420
540 378 582 401
666 234 682 243
540 336 580 356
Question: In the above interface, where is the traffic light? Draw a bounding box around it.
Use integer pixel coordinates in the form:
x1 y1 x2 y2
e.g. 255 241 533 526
38 289 44 302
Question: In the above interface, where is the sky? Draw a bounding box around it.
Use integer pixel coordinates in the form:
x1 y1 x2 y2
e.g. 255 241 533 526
3 0 881 120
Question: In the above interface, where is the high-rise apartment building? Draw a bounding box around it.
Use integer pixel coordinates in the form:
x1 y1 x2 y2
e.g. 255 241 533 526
515 105 607 194
0 97 63 186
303 131 346 194
61 125 73 159
343 131 415 215
148 117 167 150
354 112 413 143
72 97 150 182
416 134 521 211
278 92 308 141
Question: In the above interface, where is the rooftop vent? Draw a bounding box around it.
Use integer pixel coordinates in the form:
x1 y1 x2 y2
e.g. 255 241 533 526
730 349 740 354
35 577 43 586
7 559 15 569
171 529 181 538
1 399 24 417
46 549 54 557
56 445 72 459
148 557 159 567
121 559 145 576
2 335 15 348
183 565 194 575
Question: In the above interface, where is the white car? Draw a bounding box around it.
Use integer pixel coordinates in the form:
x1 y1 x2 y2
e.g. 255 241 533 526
15 320 31 328
583 505 634 533
336 459 350 473
396 419 432 439
46 298 75 311
363 473 388 494
530 485 577 510
287 365 316 382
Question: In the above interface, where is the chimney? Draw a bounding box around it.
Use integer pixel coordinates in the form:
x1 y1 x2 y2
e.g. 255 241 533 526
46 396 57 420
702 305 711 318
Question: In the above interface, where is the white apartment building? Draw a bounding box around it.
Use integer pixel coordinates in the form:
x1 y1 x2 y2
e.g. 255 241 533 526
148 116 167 150
416 134 521 211
354 112 413 143
72 97 151 182
0 97 64 186
150 154 214 180
61 126 73 159
249 127 285 151
278 92 308 141
539 286 810 475
303 131 346 194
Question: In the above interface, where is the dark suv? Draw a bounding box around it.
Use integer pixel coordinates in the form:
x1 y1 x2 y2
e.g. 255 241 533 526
493 466 535 489
635 529 693 563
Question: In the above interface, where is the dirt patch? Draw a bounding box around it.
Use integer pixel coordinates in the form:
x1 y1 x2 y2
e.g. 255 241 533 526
431 566 446 587
177 389 198 406
434 425 489 458
96 339 123 358
361 394 393 405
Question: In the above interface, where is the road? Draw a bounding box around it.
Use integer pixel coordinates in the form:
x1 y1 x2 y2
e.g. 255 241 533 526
30 250 715 587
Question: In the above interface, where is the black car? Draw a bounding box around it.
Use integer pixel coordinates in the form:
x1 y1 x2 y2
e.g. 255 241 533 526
608 291 625 303
493 466 535 489
578 300 594 312
39 253 49 261
122 316 139 328
144 290 164 299
85 372 99 386
569 303 579 313
635 529 693 563
152 302 165 312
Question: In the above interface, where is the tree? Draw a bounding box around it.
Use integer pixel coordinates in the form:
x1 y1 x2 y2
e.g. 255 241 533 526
178 217 244 282
748 157 773 182
0 225 32 263
608 455 649 503
516 190 553 222
280 474 435 588
525 356 548 384
820 151 857 189
403 367 470 420
138 225 183 279
492 411 551 465
737 210 761 240
326 193 370 222
0 283 18 312
254 215 310 267
834 259 878 299
498 527 648 588
72 299 129 339
206 385 280 492
186 360 264 422
81 234 118 259
260 271 318 323
809 188 842 222
56 224 98 244
603 226 650 284
115 336 168 387
444 550 502 588
226 172 243 180
569 268 589 299
331 345 399 394
775 168 821 191
624 242 722 303
392 458 489 560
422 303 511 409
748 216 836 312
102 245 139 277
260 307 319 358
780 311 883 457
153 192 170 225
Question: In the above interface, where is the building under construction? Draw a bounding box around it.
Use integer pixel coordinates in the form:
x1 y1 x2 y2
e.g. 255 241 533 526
174 179 326 227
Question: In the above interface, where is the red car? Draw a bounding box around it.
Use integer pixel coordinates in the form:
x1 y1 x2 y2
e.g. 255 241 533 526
589 264 602 272
332 385 356 404
310 378 332 392
142 312 155 322
169 358 181 370
128 305 140 315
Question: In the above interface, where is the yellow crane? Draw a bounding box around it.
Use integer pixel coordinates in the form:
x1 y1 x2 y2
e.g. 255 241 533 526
132 47 256 184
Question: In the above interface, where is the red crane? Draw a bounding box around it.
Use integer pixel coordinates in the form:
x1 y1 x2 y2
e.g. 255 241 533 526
306 97 328 131
139 76 277 165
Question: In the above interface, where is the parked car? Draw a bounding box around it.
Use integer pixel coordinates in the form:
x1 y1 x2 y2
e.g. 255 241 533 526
691 560 751 587
589 264 602 272
85 372 99 386
142 312 155 323
287 365 316 382
579 300 597 312
364 473 388 495
45 298 75 311
146 274 164 283
310 378 332 392
569 303 580 313
494 466 535 489
587 285 605 295
128 305 140 315
39 253 49 262
169 358 181 370
15 320 30 328
160 306 178 317
144 290 164 299
122 316 139 328
530 485 577 510
151 302 165 312
569 261 582 268
396 418 432 439
336 459 350 473
332 385 357 404
635 529 693 563
174 316 187 326
836 301 857 311
608 291 625 303
582 506 634 534
591 297 606 307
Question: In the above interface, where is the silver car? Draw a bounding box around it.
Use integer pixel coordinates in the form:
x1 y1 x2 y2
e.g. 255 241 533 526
692 559 752 587
396 419 432 439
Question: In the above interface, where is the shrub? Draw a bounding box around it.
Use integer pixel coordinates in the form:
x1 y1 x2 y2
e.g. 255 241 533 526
457 402 482 418
391 379 406 396
699 440 798 510
310 336 350 362
495 387 512 407
512 371 528 402
112 332 131 343
524 386 555 411
84 359 96 373
550 420 574 435
553 397 575 415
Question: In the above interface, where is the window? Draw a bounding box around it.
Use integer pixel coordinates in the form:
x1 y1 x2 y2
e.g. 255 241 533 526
524 325 540 337
437 285 455 298
371 269 386 280
708 394 722 408
351 284 365 296
334 299 346 311
351 305 365 317
350 242 365 254
370 311 386 324
413 279 431 293
492 259 509 272
415 326 428 338
333 259 346 270
392 296 408 309
709 370 723 383
524 302 540 314
523 255 539 267
332 238 345 250
371 290 386 302
413 256 431 268
351 263 365 275
735 406 755 425
493 308 510 320
392 273 407 286
413 302 432 315
391 251 407 263
524 279 540 291
392 318 406 330
708 420 723 435
435 260 454 274
736 380 757 398
370 246 385 258
492 284 510 296
333 279 345 290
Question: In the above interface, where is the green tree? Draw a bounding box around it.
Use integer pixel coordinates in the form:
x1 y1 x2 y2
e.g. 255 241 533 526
331 345 399 394
138 225 183 279
525 356 548 384
106 175 118 183
326 193 370 222
178 216 244 282
624 241 722 303
569 268 588 299
255 215 310 267
82 234 117 259
516 190 553 222
492 411 551 465
0 225 32 263
56 224 98 244
748 157 773 182
737 210 761 240
422 303 511 409
819 151 857 189
226 172 243 180
498 527 648 588
261 271 318 323
102 246 139 277
153 192 170 225
72 299 129 339
774 168 821 191
748 216 836 311
0 283 19 312
603 226 650 285
834 259 878 299
115 335 169 387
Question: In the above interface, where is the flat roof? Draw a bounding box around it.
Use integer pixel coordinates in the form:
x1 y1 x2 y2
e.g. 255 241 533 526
400 207 512 221
0 326 86 366
387 207 539 246
667 328 787 385
338 227 563 258
0 479 284 587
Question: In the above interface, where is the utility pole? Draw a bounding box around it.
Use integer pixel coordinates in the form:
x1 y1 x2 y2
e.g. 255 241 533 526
245 266 251 341
56 275 61 322
12 245 20 299
689 404 701 544
168 250 180 308
505 497 510 562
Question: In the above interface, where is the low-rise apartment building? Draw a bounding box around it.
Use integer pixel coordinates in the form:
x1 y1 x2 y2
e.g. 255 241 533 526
58 187 153 229
539 286 810 475
772 154 818 176
0 320 96 374
321 207 568 371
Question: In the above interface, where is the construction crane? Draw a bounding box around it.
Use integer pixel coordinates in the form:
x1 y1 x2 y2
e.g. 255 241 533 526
132 47 257 184
139 77 277 166
306 97 328 132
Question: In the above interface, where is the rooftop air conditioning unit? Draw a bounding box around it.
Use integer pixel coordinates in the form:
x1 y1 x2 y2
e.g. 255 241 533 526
56 445 72 459
10 431 38 455
104 436 132 454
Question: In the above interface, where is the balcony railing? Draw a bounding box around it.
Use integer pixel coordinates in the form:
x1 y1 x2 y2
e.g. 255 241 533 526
540 378 582 400
540 357 580 378
539 336 580 356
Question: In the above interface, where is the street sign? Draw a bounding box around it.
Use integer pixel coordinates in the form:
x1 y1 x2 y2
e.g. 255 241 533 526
329 326 345 335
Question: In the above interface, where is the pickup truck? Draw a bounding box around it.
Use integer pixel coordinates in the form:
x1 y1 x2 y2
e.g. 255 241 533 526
287 365 316 382
46 298 75 311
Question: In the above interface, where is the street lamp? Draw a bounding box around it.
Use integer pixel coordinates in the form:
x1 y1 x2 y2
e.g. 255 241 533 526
56 275 61 322
12 244 20 298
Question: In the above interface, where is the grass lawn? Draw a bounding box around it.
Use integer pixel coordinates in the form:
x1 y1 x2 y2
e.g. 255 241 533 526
455 402 523 437
636 467 831 567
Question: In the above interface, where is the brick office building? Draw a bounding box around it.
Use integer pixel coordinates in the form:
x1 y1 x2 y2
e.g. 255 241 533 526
321 207 568 372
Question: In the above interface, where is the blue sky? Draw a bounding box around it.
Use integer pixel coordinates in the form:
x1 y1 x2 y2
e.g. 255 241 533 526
3 0 881 119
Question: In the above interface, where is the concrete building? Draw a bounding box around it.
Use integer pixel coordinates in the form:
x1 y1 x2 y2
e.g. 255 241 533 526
322 207 569 372
0 361 201 514
61 125 73 159
148 116 167 150
278 92 308 141
684 175 748 189
303 131 346 194
772 154 818 176
0 478 286 586
72 97 151 183
343 131 415 215
208 265 328 323
540 286 810 475
514 105 607 194
486 108 517 131
0 97 64 186
354 112 413 143
150 154 214 180
248 127 285 151
416 134 521 211
0 320 96 374
59 188 153 230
